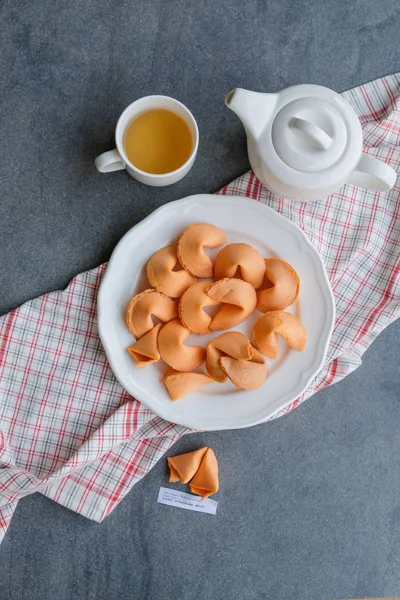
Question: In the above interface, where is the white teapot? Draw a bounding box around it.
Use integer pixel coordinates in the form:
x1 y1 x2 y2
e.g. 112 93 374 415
226 84 397 201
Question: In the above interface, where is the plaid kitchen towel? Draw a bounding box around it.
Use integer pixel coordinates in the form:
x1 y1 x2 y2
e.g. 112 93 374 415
1 74 399 542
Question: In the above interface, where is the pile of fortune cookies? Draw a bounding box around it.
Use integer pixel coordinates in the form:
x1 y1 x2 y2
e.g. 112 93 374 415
125 223 306 401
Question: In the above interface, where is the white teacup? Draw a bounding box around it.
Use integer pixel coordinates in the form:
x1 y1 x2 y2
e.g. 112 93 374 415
95 95 199 187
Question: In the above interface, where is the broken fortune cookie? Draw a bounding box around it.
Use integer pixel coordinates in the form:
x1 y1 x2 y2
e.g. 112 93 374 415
189 447 219 500
167 446 219 500
167 447 208 484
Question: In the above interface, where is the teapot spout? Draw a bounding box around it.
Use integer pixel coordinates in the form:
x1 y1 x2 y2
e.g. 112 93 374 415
225 88 278 140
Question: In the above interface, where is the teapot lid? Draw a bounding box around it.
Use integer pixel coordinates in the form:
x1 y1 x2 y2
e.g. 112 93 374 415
271 97 350 172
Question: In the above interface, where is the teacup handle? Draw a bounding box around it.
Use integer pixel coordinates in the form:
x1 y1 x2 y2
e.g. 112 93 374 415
95 149 125 173
347 153 397 191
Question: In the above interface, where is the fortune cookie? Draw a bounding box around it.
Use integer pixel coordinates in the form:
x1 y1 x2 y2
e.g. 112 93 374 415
163 369 214 401
256 258 300 313
206 278 257 330
167 447 208 482
179 281 220 335
177 223 227 278
206 332 253 383
126 323 161 367
126 289 178 339
253 310 306 359
214 243 265 289
158 319 206 372
146 245 196 298
220 346 267 390
189 447 219 500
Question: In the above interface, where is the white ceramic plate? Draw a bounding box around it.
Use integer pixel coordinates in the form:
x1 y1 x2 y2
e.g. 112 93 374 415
98 194 335 431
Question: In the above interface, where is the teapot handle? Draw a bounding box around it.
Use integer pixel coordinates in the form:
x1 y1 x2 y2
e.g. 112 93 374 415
347 153 397 192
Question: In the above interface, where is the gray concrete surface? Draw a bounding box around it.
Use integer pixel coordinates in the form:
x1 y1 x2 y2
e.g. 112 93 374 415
0 0 400 599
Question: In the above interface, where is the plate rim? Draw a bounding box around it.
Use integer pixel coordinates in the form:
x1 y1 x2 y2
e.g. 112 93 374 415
98 193 335 430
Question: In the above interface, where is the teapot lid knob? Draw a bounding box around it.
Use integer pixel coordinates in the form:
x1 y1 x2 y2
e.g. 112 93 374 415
271 98 348 172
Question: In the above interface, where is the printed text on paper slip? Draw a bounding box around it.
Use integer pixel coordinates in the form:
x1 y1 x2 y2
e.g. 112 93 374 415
157 487 218 515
